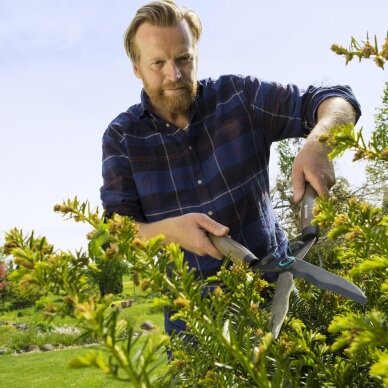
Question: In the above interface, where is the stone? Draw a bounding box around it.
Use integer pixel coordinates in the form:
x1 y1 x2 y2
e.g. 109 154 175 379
14 323 28 331
0 347 11 355
26 344 40 353
140 321 155 331
40 344 55 352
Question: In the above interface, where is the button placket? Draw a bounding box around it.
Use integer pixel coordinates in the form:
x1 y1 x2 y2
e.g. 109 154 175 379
186 136 216 220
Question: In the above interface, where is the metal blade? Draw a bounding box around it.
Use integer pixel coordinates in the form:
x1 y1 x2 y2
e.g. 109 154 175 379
292 236 317 261
290 258 367 305
270 271 294 339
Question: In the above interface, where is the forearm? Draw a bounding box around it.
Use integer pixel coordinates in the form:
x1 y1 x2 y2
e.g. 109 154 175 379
135 218 175 243
307 97 357 144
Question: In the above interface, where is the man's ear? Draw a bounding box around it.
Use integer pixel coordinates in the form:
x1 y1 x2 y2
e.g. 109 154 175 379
132 63 141 79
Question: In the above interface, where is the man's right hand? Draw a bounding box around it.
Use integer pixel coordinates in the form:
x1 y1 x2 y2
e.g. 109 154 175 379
137 213 229 260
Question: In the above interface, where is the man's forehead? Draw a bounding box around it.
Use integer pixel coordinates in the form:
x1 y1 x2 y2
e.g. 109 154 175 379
134 21 195 60
135 20 193 46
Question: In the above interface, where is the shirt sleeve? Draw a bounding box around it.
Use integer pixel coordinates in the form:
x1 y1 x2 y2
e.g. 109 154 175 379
100 124 146 221
242 75 361 143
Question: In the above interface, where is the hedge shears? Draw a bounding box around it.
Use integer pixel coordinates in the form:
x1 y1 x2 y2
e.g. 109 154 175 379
209 183 367 338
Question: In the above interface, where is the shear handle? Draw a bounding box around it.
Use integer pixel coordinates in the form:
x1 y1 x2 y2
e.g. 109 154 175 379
300 183 319 240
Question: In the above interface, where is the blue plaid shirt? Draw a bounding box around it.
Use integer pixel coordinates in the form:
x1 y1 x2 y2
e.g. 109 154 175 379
101 74 360 278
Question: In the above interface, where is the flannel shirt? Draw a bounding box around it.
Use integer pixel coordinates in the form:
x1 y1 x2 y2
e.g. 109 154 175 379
101 74 361 278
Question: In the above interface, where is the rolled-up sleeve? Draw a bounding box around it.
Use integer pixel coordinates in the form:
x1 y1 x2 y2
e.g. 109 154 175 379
301 85 361 129
243 76 361 142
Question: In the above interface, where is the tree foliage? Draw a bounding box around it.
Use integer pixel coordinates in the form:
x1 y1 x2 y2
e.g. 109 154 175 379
331 34 388 69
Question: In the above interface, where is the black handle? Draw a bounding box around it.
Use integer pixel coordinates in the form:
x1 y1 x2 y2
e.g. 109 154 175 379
300 183 319 240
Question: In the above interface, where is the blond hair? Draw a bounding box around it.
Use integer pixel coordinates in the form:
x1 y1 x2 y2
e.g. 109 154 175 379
124 0 202 63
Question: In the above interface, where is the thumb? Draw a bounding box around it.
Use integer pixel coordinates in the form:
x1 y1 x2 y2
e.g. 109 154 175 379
198 215 229 236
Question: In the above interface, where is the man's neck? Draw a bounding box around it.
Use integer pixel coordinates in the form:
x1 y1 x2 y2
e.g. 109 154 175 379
154 109 189 129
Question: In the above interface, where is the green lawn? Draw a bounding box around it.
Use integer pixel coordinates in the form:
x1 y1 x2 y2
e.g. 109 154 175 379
0 347 129 387
0 279 169 386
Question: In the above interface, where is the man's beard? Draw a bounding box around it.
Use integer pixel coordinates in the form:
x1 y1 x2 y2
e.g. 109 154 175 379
145 79 197 115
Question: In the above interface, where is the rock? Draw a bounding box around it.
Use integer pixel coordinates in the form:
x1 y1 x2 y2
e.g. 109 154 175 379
121 300 134 308
0 347 11 355
26 344 40 353
140 321 155 331
40 344 55 352
14 323 28 331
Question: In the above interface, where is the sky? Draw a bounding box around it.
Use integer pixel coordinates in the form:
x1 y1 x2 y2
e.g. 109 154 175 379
0 0 387 251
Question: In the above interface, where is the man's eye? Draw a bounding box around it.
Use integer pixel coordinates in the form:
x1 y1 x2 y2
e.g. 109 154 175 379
151 60 164 69
178 55 192 63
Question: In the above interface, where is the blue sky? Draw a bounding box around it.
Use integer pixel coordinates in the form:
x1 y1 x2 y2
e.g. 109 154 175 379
0 0 387 251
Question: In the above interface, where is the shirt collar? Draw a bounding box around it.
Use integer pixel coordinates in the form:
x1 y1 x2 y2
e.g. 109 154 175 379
139 90 154 119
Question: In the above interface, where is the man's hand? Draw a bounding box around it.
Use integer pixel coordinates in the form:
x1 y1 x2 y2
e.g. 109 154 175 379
137 213 230 259
292 140 335 202
292 97 357 202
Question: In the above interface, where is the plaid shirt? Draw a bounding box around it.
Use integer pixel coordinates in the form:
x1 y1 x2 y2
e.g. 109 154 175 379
101 74 360 278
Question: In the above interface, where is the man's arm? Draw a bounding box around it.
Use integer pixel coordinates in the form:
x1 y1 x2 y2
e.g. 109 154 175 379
136 213 230 259
292 97 357 202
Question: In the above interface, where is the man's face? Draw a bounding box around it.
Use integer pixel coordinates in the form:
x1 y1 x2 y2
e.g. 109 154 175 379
132 20 198 116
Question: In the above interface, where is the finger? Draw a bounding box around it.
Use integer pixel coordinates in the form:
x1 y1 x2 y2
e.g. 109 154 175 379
306 170 334 198
197 214 229 236
308 178 329 198
194 235 225 260
291 168 306 203
208 242 225 260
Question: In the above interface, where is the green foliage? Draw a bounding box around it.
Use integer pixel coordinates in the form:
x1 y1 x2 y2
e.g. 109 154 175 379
320 122 387 163
272 139 303 236
0 323 89 352
331 34 388 69
312 72 388 386
2 199 385 387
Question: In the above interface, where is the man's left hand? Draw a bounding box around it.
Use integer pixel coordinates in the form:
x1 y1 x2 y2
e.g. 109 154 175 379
291 97 357 203
292 140 335 203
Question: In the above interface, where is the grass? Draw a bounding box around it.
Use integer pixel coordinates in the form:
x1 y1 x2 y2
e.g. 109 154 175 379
0 278 169 385
0 347 145 387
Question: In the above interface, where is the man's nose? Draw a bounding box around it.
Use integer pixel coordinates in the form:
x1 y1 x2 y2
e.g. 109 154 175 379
165 61 182 82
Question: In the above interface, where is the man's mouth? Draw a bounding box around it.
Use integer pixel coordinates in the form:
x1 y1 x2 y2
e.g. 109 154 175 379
163 87 188 94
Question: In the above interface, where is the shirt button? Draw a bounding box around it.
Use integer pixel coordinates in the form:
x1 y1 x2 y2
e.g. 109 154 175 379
208 211 213 216
166 123 170 127
188 145 193 151
197 180 202 185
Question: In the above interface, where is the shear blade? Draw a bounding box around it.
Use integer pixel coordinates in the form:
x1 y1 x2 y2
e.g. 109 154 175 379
292 236 317 261
290 258 367 305
270 271 294 339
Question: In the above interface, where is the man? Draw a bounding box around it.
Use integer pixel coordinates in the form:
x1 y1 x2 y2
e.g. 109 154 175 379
100 0 360 336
